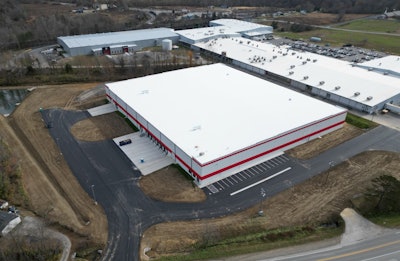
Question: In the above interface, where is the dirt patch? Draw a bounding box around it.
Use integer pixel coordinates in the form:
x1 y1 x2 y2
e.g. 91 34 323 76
286 123 364 159
71 113 134 141
139 165 206 203
140 151 400 259
5 83 108 247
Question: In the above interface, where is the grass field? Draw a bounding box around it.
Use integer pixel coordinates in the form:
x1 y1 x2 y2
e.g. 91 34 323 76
335 19 400 33
277 29 400 54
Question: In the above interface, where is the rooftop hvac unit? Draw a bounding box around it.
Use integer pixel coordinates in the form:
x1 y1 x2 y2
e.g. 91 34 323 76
289 71 294 75
199 152 205 156
273 55 277 59
319 81 325 85
292 52 296 55
367 96 373 100
303 76 309 80
313 59 317 63
290 65 295 69
307 58 311 61
354 92 360 96
335 86 341 90
302 61 307 65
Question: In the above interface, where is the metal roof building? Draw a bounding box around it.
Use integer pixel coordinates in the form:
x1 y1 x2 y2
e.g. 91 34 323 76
194 37 400 114
57 28 179 56
177 19 273 45
106 63 346 187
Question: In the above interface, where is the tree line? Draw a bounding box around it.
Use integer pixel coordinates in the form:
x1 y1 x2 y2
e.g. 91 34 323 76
127 0 399 13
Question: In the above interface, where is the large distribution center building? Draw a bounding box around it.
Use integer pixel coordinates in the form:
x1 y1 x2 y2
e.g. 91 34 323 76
192 37 400 114
106 63 347 187
58 28 179 56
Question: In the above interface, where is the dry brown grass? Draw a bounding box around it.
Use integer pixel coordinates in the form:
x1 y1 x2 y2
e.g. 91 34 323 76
139 165 206 203
286 123 364 159
71 113 134 141
6 84 108 246
141 151 400 259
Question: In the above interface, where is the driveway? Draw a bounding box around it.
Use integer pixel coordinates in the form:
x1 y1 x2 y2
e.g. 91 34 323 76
41 109 400 261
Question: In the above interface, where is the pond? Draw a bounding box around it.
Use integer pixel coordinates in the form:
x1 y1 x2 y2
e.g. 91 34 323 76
0 89 28 116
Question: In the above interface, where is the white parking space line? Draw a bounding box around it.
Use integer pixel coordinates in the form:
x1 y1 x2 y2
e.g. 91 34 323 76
262 162 271 169
258 164 267 171
230 167 292 196
239 173 247 180
243 171 252 178
230 176 239 183
255 165 264 172
235 174 243 182
221 179 230 187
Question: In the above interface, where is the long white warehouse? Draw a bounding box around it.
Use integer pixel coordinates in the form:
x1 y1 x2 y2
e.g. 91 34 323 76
106 63 347 187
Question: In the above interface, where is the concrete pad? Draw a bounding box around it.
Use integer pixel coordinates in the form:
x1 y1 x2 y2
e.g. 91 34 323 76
87 103 117 117
113 133 174 175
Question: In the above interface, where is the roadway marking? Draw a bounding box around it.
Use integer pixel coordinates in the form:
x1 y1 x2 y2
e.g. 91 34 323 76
317 239 400 261
230 167 291 196
361 249 400 261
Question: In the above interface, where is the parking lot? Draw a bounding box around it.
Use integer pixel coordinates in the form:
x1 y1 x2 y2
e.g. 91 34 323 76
269 37 385 63
205 154 291 195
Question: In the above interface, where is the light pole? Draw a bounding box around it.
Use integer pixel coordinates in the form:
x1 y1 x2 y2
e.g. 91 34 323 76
324 161 335 186
259 188 266 216
91 185 97 205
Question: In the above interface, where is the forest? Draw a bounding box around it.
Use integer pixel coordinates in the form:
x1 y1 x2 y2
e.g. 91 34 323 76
0 0 399 51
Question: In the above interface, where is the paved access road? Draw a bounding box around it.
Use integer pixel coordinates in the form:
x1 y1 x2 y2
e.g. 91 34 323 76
41 109 400 261
263 231 400 261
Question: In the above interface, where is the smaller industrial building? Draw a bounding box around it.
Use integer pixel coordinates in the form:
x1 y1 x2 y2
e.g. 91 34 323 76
57 28 179 56
176 19 273 45
106 63 347 187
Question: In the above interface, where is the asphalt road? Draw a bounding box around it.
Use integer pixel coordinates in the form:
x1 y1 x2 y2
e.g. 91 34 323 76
41 109 400 261
263 231 400 261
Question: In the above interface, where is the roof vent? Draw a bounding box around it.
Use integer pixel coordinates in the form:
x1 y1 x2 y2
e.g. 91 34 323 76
199 152 205 156
292 52 296 55
302 61 307 65
313 59 317 63
367 96 373 100
319 81 325 85
306 58 311 61
273 55 277 59
354 92 360 96
303 76 309 80
335 86 341 90
289 71 294 75
290 65 295 69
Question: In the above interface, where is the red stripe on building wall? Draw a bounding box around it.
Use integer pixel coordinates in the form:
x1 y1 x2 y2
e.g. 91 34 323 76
106 93 345 182
192 111 347 167
199 120 344 180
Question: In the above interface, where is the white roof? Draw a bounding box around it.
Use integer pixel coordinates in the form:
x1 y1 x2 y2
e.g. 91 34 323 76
176 19 272 43
107 63 345 164
210 19 273 34
176 26 240 43
58 28 178 48
358 55 400 77
195 37 400 107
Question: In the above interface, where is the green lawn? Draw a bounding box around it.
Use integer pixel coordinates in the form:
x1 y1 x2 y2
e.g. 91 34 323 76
334 19 400 33
277 29 400 54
